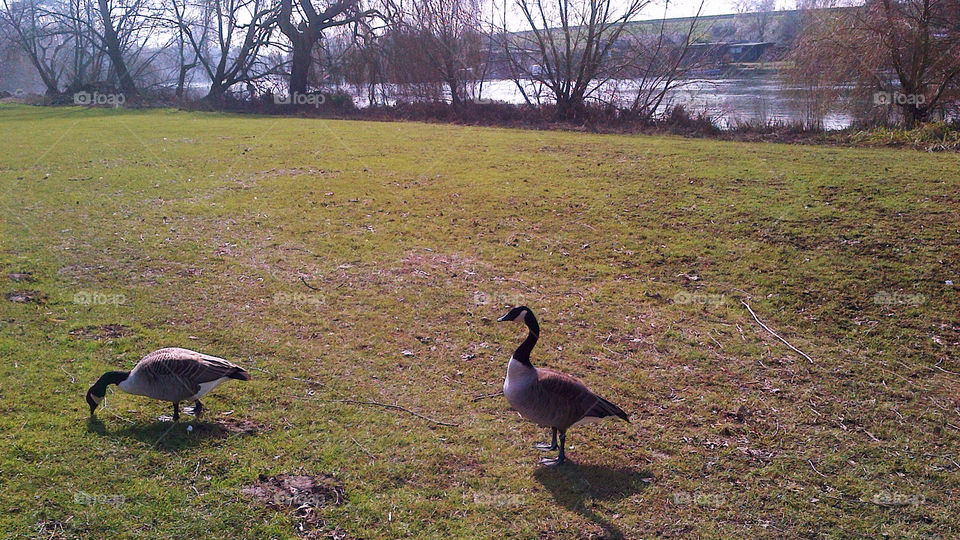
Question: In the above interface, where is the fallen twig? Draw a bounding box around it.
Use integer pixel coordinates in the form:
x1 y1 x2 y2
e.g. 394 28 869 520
60 366 76 383
741 300 814 363
300 276 322 291
808 459 827 477
350 435 376 460
472 391 504 402
320 398 458 427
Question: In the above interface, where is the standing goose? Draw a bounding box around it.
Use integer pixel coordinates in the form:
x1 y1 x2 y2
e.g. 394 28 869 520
86 347 251 421
498 306 629 465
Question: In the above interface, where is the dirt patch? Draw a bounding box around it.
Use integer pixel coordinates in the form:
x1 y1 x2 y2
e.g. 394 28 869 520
69 324 133 340
241 473 347 538
5 290 46 303
7 272 33 282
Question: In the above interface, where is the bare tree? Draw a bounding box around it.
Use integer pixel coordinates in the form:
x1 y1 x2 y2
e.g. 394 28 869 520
343 19 385 104
401 0 484 105
32 0 167 95
170 0 277 101
791 0 960 126
276 0 379 97
735 0 777 41
624 0 705 119
1 0 65 94
497 0 650 119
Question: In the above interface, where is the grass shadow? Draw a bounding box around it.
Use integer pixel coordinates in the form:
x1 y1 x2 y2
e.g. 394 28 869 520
87 415 254 451
534 463 652 539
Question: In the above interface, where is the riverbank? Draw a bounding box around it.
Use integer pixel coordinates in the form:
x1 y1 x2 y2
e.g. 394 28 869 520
195 98 960 152
5 93 959 151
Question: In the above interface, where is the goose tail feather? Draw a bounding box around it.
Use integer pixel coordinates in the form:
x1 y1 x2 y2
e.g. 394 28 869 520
228 367 251 381
587 396 630 423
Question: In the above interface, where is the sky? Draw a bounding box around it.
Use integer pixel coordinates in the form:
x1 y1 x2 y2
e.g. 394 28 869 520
633 0 798 20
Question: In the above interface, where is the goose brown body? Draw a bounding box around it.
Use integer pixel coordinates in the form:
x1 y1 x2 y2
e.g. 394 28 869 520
504 362 616 431
119 348 250 402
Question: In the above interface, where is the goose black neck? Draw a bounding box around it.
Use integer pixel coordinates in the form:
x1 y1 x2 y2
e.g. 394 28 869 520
89 371 129 397
513 313 540 366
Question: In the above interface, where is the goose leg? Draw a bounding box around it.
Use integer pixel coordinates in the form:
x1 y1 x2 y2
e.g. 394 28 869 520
193 400 204 418
172 402 180 422
540 430 567 466
535 427 559 451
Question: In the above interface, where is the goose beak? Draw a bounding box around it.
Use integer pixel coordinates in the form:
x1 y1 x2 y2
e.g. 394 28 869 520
497 314 511 322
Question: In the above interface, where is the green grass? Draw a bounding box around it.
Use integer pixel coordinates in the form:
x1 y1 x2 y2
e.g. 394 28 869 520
1 104 958 538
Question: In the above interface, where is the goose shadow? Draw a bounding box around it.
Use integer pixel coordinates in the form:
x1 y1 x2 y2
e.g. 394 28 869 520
86 415 256 451
533 463 652 539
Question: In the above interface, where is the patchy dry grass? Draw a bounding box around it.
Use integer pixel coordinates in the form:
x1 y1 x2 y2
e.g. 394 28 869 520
0 104 958 538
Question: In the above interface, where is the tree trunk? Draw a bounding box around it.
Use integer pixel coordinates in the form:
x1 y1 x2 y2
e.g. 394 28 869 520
204 82 225 103
289 39 312 97
447 78 460 105
902 104 927 128
97 0 136 96
176 64 194 99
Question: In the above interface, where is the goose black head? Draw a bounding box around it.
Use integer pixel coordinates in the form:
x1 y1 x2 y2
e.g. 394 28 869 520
86 390 102 416
86 371 129 416
498 306 533 324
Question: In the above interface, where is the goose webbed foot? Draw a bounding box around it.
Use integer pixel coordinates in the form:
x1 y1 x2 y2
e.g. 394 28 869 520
535 427 559 451
193 400 204 418
539 430 567 466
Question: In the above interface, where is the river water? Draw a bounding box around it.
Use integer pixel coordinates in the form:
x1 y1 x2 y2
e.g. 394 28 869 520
346 72 855 130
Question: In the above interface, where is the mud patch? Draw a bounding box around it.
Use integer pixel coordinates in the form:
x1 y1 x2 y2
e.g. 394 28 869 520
5 290 45 303
241 473 347 538
69 324 133 340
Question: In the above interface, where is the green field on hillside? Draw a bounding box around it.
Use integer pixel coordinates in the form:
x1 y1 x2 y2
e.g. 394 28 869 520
1 105 957 538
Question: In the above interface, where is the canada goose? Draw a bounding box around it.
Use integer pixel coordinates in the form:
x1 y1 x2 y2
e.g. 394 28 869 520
498 306 629 465
86 347 251 421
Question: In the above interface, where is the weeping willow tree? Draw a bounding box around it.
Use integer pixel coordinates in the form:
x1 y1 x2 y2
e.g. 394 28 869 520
789 0 960 127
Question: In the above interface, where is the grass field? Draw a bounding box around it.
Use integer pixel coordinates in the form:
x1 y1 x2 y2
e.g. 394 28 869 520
1 104 958 538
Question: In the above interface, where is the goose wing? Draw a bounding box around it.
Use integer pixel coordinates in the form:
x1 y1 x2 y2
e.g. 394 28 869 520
131 348 244 400
535 368 602 429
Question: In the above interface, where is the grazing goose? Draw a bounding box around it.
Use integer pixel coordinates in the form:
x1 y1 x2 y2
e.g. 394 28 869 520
498 306 629 465
86 347 250 421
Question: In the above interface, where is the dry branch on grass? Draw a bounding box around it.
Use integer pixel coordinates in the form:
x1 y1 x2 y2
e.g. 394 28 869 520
741 300 815 364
